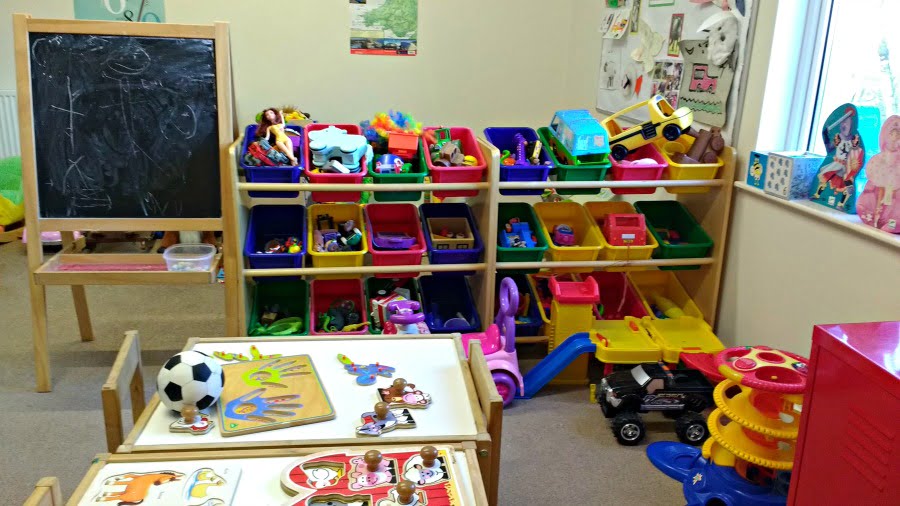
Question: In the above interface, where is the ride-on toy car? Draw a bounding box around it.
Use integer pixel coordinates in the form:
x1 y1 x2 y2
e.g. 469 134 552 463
602 95 694 161
597 362 714 446
460 277 524 407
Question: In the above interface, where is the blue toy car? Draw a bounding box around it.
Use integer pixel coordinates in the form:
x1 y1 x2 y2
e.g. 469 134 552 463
549 109 610 158
500 221 536 248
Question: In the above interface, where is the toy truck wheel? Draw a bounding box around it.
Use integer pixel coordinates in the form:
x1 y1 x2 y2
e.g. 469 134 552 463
675 412 709 446
612 412 645 446
611 144 629 161
662 124 682 141
492 371 518 407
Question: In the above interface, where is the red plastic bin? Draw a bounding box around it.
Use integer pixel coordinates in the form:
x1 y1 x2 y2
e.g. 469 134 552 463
422 126 487 198
364 203 426 279
579 272 650 320
609 143 667 195
310 278 368 335
303 124 368 203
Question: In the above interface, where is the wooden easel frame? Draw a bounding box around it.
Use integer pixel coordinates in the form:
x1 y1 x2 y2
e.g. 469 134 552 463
13 15 242 392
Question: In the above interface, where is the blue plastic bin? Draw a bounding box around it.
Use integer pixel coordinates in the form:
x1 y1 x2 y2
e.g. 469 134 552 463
420 203 484 270
245 205 307 269
498 273 543 337
483 127 553 196
241 124 304 198
419 275 481 333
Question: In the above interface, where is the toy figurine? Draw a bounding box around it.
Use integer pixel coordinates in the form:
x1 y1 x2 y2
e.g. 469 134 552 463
382 300 430 335
551 224 576 246
257 108 298 166
857 115 900 233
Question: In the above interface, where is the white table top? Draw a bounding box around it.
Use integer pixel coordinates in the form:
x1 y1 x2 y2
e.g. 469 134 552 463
132 337 480 450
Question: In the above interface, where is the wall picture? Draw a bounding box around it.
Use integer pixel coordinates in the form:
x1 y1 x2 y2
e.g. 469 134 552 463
667 13 684 56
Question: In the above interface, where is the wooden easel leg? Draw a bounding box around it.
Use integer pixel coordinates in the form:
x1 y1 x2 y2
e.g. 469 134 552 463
30 281 51 392
60 231 94 342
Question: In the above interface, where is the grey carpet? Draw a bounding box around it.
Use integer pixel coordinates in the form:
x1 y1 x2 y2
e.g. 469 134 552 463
0 240 683 504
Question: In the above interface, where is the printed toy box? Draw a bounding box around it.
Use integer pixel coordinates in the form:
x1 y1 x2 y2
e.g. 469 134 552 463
746 151 768 189
764 151 824 200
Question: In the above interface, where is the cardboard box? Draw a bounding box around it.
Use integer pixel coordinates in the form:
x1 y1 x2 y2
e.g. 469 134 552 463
764 151 825 199
746 151 769 189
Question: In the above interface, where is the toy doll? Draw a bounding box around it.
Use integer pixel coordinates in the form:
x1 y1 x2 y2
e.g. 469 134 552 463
857 115 900 232
257 108 298 165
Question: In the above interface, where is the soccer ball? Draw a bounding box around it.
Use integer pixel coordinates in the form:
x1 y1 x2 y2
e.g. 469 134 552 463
156 350 224 413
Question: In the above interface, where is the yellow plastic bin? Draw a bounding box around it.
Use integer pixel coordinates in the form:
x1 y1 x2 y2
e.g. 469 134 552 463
584 201 658 263
533 202 603 272
654 136 723 194
591 316 662 364
626 270 703 319
641 316 724 363
307 203 367 276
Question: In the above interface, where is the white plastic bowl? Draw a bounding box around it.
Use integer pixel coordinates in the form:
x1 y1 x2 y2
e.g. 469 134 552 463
163 243 216 272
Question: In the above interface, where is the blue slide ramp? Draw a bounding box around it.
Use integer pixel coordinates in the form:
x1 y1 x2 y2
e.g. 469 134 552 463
519 332 596 399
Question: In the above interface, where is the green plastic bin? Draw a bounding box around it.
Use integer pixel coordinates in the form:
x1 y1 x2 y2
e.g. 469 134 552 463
249 279 309 336
537 127 610 195
496 202 548 273
364 277 422 334
633 200 713 271
372 139 428 202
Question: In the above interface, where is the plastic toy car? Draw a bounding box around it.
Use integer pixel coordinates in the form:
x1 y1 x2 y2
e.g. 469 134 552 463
597 362 714 446
500 221 536 248
602 95 694 161
549 109 610 158
551 224 576 246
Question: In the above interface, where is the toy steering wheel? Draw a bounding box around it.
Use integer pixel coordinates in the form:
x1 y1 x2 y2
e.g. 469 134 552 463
497 277 520 321
715 346 809 394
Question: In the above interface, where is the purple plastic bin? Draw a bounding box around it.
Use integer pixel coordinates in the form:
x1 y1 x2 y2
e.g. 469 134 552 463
244 205 307 270
420 203 484 275
609 143 666 195
241 124 304 198
484 127 553 196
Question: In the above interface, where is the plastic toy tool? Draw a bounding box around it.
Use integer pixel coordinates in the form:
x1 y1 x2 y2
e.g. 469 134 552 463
337 354 396 386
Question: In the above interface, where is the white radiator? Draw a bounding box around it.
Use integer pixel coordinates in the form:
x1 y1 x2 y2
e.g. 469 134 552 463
0 91 20 159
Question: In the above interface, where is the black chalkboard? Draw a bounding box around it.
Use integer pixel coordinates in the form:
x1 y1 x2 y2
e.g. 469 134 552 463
29 33 221 218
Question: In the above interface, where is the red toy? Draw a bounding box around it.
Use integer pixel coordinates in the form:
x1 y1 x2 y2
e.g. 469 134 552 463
602 213 647 246
388 131 419 159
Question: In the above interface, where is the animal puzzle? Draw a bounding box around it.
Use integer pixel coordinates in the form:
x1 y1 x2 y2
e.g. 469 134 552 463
378 378 432 409
356 402 416 437
281 446 464 505
217 355 334 437
81 465 240 506
339 354 396 386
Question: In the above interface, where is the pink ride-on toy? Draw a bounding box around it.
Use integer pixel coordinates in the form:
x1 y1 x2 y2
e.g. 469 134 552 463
461 277 524 407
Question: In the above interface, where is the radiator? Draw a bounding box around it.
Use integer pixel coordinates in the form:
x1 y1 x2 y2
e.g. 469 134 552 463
0 91 19 159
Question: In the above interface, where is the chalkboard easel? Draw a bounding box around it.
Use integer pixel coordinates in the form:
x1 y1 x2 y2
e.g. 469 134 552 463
14 14 241 391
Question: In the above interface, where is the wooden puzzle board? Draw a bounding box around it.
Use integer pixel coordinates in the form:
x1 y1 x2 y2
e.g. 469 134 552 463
71 450 480 505
132 338 479 450
218 355 334 436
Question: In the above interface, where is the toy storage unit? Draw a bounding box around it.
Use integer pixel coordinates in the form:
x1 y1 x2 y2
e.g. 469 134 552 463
608 143 667 194
537 126 611 195
496 202 549 272
303 123 369 203
634 200 713 271
419 275 482 333
244 205 307 270
584 201 658 263
306 203 368 274
483 127 553 196
364 276 422 334
249 278 309 336
422 126 487 198
533 201 603 271
310 278 368 335
241 124 304 198
364 203 426 278
654 135 723 194
372 139 428 202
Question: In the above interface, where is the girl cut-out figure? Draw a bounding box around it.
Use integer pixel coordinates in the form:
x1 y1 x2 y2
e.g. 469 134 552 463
257 108 298 165
857 115 900 232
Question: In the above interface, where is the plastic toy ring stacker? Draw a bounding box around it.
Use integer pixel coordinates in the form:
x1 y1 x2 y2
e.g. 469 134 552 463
715 346 809 394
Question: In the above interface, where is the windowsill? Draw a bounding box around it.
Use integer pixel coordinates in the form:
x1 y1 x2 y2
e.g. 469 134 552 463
734 181 900 250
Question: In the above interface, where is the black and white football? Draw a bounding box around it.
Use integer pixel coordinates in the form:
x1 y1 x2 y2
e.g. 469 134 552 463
156 350 224 412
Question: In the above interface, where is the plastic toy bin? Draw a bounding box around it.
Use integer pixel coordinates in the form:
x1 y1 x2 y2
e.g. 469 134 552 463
420 203 484 266
372 139 428 202
654 135 723 194
365 277 422 334
303 124 369 203
579 271 649 320
533 201 603 272
641 316 724 363
241 124 304 198
244 205 307 269
496 202 548 271
537 127 610 196
633 200 713 270
626 270 704 320
483 127 552 196
419 275 481 333
422 126 487 198
584 201 658 263
498 273 542 337
249 278 309 336
310 278 368 335
364 203 426 278
306 204 367 274
608 143 666 195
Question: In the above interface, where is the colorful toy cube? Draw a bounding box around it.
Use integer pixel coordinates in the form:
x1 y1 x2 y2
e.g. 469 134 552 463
764 151 825 200
746 150 769 189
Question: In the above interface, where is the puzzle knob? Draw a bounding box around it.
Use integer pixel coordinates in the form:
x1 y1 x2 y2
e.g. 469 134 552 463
391 378 408 395
364 450 383 472
420 445 438 468
374 402 390 420
397 480 416 504
181 404 198 424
